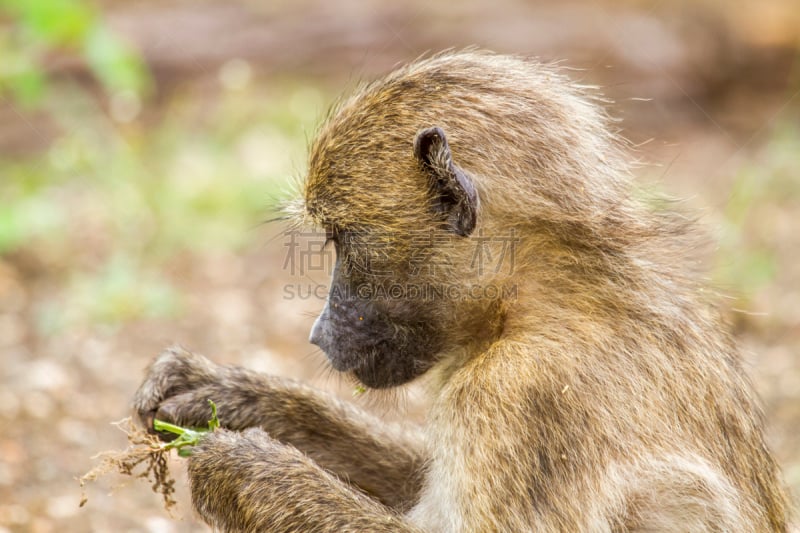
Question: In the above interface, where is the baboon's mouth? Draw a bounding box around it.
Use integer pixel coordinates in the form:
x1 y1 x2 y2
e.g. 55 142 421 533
323 343 379 374
321 343 395 389
323 349 385 389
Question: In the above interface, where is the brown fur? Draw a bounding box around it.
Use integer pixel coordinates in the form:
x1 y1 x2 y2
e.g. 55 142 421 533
133 50 791 531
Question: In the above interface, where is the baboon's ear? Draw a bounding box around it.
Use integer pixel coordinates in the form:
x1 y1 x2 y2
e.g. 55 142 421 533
414 126 478 237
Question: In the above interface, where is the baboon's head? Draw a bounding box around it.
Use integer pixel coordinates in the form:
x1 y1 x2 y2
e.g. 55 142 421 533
302 51 628 388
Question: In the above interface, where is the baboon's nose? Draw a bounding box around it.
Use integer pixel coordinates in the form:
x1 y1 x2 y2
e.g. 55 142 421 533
309 315 327 349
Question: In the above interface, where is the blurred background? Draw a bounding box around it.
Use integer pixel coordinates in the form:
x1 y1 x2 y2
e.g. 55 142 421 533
0 0 798 531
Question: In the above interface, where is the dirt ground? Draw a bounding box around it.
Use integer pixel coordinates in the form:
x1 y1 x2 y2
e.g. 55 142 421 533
1 1 799 531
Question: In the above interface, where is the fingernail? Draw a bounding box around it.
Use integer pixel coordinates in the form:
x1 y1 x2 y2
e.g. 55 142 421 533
157 403 176 422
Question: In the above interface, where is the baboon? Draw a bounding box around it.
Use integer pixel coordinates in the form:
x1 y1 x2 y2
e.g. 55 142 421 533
133 51 791 531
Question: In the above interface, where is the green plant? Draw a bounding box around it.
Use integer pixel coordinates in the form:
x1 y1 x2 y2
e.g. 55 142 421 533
0 0 149 107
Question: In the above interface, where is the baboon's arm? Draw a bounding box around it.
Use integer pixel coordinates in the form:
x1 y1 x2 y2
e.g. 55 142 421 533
133 347 426 510
188 428 424 532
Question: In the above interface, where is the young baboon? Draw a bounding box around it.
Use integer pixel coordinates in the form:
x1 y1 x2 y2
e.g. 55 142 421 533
133 51 791 531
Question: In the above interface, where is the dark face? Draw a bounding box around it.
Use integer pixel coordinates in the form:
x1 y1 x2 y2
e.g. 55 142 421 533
309 235 444 389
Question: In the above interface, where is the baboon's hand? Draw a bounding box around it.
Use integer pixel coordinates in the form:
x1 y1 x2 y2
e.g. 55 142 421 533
132 346 222 432
187 428 288 529
186 428 417 532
